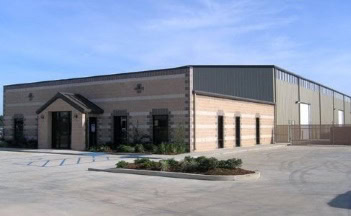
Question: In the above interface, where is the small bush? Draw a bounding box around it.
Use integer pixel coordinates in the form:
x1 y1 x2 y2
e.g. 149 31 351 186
157 142 187 155
116 161 129 168
159 158 180 172
218 158 242 169
195 157 219 172
117 145 135 153
134 158 159 170
134 144 145 153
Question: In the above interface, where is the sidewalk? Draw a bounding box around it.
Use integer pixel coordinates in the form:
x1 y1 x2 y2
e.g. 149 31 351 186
0 143 288 159
154 143 289 160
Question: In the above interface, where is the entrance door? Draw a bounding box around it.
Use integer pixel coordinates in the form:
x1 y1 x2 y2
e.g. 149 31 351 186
218 116 224 148
114 116 128 144
300 103 311 140
235 117 241 147
338 110 344 125
52 112 72 149
153 115 168 145
89 117 97 147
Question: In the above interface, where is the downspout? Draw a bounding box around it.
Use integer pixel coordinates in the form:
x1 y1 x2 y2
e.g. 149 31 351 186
193 91 196 151
319 85 322 138
298 77 301 125
343 95 346 124
273 68 277 144
333 91 335 126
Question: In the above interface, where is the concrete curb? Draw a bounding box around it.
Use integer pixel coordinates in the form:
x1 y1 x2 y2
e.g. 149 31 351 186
88 168 260 181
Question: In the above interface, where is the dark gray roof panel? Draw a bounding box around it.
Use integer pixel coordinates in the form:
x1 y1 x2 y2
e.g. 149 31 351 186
5 66 189 90
193 66 274 103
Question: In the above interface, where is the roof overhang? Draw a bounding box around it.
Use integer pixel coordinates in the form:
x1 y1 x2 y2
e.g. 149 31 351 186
36 92 104 115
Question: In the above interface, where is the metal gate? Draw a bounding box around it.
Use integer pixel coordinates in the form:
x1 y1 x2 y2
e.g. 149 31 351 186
276 125 351 145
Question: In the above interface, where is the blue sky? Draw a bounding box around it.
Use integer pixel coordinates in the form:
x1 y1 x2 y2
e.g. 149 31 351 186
1 0 351 115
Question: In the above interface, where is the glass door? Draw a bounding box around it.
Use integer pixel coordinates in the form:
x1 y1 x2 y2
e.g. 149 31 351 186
52 112 72 149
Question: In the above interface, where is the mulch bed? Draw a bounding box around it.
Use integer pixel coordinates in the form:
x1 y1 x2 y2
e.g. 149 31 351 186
123 164 255 176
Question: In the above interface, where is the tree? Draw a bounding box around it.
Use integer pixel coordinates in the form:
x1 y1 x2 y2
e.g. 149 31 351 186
0 115 3 127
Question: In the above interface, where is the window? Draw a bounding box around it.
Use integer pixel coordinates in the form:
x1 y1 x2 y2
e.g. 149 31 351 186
153 115 169 145
14 118 24 143
218 116 224 148
114 116 128 145
276 70 298 85
300 79 319 92
256 118 260 145
235 117 241 147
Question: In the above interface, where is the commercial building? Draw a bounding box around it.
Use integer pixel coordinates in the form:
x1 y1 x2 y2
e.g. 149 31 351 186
2 65 350 151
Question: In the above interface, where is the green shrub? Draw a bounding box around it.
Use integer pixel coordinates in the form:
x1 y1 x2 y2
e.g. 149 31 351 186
218 158 242 169
116 161 129 168
180 159 199 173
195 157 219 172
134 158 151 165
117 145 135 153
157 142 187 155
159 158 180 172
134 144 145 153
134 158 159 170
88 144 112 152
159 160 171 171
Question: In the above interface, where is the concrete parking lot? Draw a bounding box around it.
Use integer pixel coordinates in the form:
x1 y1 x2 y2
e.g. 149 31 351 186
0 145 351 216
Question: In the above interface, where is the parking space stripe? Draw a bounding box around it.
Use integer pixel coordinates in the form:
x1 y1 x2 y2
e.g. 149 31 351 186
59 159 66 166
42 160 50 167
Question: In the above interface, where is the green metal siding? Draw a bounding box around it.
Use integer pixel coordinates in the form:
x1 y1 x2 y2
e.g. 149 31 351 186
345 101 351 124
321 94 334 124
276 79 299 125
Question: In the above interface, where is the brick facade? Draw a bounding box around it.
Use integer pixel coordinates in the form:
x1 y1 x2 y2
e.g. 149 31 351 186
192 94 274 152
3 66 275 152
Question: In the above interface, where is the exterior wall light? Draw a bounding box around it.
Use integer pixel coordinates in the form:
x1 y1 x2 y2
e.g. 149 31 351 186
74 114 79 119
40 114 45 119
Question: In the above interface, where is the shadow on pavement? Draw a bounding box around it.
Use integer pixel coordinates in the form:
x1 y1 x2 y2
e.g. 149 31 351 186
328 191 351 209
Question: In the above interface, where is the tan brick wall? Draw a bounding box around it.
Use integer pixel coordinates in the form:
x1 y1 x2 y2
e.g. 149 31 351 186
193 94 274 152
4 69 190 149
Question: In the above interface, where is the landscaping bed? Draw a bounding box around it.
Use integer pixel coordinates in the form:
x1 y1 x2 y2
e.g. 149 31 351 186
116 156 255 176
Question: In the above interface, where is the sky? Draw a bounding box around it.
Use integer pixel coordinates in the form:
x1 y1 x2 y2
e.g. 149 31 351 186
1 0 351 115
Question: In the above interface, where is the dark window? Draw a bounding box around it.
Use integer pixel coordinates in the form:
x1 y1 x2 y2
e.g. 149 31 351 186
256 118 260 145
89 117 98 147
52 112 72 149
218 116 224 148
14 118 24 143
114 116 128 145
235 117 241 147
153 115 168 145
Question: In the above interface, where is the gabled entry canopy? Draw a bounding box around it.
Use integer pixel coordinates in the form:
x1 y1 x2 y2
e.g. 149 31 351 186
36 92 104 115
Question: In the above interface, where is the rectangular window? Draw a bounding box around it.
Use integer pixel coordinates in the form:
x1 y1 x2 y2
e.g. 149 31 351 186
218 116 224 148
114 116 128 145
153 115 169 145
235 117 241 147
14 118 24 143
256 118 260 145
